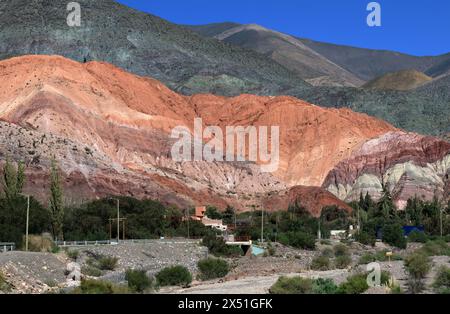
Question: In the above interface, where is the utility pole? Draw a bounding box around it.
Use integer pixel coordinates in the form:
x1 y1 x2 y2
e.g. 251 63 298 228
187 209 190 239
261 209 264 243
25 195 30 252
318 215 322 240
357 204 361 233
123 219 126 240
116 198 120 244
275 212 279 243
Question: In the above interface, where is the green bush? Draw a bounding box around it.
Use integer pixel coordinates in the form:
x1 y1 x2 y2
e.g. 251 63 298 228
407 277 425 294
267 242 276 256
390 285 403 294
205 206 223 220
156 265 192 287
358 253 376 265
310 256 330 271
380 271 392 286
354 231 376 246
269 276 313 294
98 256 118 271
202 234 243 257
66 250 79 261
335 255 352 269
338 274 369 294
382 224 407 249
358 250 402 265
125 269 152 293
0 194 52 247
73 279 129 294
311 278 338 294
24 235 55 252
197 258 229 280
333 244 349 257
321 247 334 258
433 266 450 294
419 240 450 256
270 276 339 294
81 266 103 277
0 272 11 292
405 252 431 279
408 230 428 243
405 252 431 294
278 231 315 250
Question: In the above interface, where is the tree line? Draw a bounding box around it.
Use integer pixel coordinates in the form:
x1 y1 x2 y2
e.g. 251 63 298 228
0 160 449 249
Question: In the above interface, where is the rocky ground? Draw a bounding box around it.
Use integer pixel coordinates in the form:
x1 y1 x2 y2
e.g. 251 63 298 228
77 240 208 282
1 240 449 294
0 251 67 294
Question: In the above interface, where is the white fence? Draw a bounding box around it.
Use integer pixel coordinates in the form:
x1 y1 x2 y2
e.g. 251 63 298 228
0 242 15 253
55 238 202 248
55 240 113 247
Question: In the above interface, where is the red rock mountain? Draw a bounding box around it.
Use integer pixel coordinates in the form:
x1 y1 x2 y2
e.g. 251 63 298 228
0 55 448 212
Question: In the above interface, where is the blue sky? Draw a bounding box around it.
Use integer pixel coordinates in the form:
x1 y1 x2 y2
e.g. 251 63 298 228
117 0 450 56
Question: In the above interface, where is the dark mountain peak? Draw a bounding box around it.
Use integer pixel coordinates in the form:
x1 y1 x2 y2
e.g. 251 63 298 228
0 0 311 96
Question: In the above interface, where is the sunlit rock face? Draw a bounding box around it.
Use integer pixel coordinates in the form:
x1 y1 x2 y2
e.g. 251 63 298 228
1 55 448 213
323 132 450 208
1 55 390 212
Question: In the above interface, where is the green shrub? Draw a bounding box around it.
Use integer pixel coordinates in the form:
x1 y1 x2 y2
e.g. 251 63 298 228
44 279 58 288
202 234 243 257
73 279 129 294
270 276 339 295
335 255 352 269
433 266 450 294
407 277 425 294
380 271 392 286
125 269 152 293
382 224 407 249
405 252 431 294
390 285 403 294
320 239 331 245
408 230 428 243
338 274 369 294
358 250 402 265
267 242 276 256
24 235 55 252
156 265 192 287
98 256 118 271
81 265 103 277
197 258 229 280
310 256 330 271
269 276 313 294
0 272 12 292
405 252 431 279
321 247 334 258
354 231 376 246
419 240 450 257
311 278 338 294
66 250 79 261
333 244 349 257
358 253 376 265
278 231 315 250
